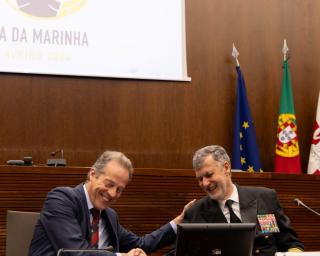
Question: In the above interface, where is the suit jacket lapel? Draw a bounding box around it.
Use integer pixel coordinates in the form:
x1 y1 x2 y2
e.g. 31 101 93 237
102 209 118 251
74 183 92 241
237 185 257 223
201 196 228 223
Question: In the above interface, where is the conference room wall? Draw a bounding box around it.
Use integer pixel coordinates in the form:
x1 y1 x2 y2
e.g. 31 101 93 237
0 0 318 171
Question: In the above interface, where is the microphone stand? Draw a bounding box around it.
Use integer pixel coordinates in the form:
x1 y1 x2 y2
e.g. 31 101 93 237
294 198 320 217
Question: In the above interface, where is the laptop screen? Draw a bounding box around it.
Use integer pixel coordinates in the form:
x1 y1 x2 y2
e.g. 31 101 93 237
175 223 256 256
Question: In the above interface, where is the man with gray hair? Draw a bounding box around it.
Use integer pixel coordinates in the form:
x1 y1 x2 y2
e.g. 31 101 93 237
29 150 191 256
183 145 304 255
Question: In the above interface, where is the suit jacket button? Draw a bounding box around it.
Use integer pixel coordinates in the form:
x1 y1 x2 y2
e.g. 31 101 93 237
265 236 269 239
255 249 260 253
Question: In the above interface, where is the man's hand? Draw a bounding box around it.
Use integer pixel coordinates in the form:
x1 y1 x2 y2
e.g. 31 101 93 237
173 199 196 224
288 248 303 252
122 248 147 256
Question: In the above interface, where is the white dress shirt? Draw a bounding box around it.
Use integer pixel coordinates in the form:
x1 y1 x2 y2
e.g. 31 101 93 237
218 184 242 223
83 185 109 249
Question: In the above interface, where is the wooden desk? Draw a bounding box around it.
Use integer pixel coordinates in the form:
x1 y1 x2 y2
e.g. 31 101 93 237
0 166 319 255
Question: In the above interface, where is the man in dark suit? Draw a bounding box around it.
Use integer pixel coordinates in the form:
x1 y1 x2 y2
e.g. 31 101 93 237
171 145 304 256
29 150 189 256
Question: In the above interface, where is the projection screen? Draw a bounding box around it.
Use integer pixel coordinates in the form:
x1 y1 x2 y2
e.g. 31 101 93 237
0 0 190 81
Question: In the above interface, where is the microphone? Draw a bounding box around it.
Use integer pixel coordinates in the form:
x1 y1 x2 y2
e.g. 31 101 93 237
51 149 64 158
57 246 114 256
293 198 320 217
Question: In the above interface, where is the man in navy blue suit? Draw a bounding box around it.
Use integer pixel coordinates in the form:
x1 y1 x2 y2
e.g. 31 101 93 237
29 150 191 256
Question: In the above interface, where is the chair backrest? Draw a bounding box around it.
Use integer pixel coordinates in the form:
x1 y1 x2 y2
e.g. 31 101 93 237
6 210 40 256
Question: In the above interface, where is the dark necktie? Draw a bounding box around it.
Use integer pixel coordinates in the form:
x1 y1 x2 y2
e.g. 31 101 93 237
90 208 100 248
225 200 241 223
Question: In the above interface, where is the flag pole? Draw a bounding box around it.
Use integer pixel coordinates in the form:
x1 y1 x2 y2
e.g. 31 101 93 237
274 39 302 173
231 43 263 173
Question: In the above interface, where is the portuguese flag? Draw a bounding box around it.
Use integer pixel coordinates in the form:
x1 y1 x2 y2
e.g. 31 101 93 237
274 59 302 173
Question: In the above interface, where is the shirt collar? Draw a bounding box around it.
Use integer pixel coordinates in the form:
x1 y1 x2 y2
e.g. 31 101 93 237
229 184 239 203
83 184 94 210
218 184 239 208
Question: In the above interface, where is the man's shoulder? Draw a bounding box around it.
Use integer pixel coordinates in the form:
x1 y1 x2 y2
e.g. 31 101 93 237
237 184 276 201
42 184 87 218
187 196 211 212
49 184 83 195
237 184 275 194
46 184 84 204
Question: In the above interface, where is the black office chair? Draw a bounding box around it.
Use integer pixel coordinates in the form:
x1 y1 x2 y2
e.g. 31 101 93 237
6 210 40 256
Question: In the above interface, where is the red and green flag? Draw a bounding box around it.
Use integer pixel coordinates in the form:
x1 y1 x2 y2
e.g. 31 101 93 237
307 91 320 175
274 56 301 173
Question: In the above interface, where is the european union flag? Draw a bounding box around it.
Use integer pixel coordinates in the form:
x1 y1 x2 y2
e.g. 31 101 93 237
231 66 262 172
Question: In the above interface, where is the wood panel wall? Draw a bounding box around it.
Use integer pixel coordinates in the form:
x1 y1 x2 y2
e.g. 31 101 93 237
0 0 319 171
1 166 320 255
